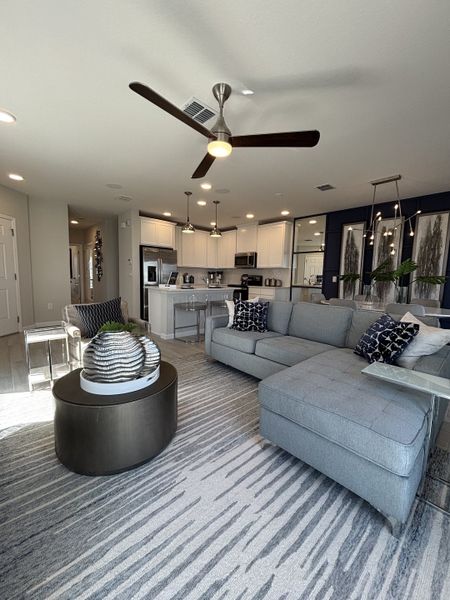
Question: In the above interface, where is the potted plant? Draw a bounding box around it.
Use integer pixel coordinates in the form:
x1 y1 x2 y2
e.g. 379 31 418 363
369 259 447 303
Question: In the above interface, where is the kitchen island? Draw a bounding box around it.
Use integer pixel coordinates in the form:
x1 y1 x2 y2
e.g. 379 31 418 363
147 286 237 339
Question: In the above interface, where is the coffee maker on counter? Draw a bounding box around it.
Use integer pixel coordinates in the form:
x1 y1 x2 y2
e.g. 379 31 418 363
207 271 223 287
181 273 195 289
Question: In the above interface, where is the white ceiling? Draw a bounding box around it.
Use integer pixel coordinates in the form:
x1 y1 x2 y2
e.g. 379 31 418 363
1 0 450 228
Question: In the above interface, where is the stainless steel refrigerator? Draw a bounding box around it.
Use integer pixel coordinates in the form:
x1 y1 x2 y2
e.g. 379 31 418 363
140 246 177 320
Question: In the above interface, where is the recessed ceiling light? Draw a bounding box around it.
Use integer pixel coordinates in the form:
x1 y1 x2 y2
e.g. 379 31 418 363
246 213 255 219
275 192 283 197
200 182 212 190
309 219 317 224
117 195 132 202
281 210 290 216
105 183 122 189
70 219 79 225
0 109 16 124
162 212 172 217
8 173 24 181
314 232 321 236
197 200 207 206
242 89 254 96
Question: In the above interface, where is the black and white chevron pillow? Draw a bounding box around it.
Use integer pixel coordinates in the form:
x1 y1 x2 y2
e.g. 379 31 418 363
232 300 269 333
74 297 125 338
354 313 419 364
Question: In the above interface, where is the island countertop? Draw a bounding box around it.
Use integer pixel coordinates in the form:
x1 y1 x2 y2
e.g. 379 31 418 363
146 285 240 293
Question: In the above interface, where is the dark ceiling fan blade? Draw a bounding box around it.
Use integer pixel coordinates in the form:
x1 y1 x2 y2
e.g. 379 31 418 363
129 82 213 139
231 130 320 148
192 154 216 179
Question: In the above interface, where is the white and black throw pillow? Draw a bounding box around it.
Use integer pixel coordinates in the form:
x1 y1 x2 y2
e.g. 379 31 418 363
74 297 125 338
232 300 269 332
354 313 419 364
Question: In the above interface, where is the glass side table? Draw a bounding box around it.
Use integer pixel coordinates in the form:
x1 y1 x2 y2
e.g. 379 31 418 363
362 362 450 515
23 321 70 390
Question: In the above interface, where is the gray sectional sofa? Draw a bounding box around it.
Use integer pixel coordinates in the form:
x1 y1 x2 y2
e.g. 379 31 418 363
205 301 450 535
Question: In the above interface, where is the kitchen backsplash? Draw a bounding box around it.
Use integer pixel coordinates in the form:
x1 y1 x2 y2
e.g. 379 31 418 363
176 267 291 287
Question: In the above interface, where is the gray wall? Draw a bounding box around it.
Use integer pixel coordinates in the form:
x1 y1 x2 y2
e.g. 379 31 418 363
118 209 140 318
0 184 34 325
28 196 71 322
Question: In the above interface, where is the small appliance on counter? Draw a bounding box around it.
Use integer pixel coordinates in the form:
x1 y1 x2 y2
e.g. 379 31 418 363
264 278 283 287
181 273 195 289
207 271 224 287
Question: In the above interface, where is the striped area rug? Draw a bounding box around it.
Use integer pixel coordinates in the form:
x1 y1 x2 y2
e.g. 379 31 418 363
1 350 450 600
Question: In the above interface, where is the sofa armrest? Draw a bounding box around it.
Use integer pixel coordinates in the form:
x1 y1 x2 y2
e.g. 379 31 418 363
65 323 81 339
205 315 228 355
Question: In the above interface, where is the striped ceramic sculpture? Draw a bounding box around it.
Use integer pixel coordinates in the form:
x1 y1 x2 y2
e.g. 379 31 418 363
83 331 160 383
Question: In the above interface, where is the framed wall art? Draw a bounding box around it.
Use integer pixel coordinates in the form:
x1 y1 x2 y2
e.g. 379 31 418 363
371 217 404 303
411 211 449 301
339 222 365 298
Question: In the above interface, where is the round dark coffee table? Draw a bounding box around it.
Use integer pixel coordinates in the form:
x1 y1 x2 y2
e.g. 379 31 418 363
53 361 177 475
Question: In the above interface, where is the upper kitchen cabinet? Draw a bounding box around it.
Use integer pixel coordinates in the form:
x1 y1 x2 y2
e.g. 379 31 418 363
140 217 176 248
236 225 258 253
256 221 293 268
217 229 237 269
178 229 208 267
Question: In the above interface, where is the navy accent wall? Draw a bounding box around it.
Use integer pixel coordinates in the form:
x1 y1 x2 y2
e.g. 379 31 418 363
322 190 450 309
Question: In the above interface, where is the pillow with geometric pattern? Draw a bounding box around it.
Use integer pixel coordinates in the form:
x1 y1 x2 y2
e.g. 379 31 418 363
231 300 269 332
354 313 419 364
74 297 125 338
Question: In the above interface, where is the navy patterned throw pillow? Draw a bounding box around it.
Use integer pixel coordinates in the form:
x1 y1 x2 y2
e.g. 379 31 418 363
232 300 269 332
354 313 419 364
74 297 125 338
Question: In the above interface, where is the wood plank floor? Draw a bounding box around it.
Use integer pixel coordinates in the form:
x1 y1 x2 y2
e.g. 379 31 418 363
1 331 449 449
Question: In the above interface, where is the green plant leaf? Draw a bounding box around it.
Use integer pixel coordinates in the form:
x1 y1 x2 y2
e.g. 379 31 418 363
393 258 417 279
98 321 136 333
413 275 447 285
339 273 360 282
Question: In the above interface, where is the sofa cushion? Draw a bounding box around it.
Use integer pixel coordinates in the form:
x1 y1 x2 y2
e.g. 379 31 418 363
255 335 333 366
259 348 429 476
212 327 282 354
354 313 419 364
232 300 269 332
346 309 382 349
267 301 293 335
287 302 353 347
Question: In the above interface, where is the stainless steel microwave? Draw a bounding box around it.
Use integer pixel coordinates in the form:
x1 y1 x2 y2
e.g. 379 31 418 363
234 252 257 268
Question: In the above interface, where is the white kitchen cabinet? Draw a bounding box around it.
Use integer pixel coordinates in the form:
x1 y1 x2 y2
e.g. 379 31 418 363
207 235 218 268
140 217 176 248
217 230 237 269
236 225 258 253
178 229 208 267
256 221 293 268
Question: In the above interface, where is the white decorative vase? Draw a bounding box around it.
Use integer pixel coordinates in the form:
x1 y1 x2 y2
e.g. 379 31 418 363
81 331 161 393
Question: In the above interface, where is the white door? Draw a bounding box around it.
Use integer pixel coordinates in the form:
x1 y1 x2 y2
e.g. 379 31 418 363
0 216 19 336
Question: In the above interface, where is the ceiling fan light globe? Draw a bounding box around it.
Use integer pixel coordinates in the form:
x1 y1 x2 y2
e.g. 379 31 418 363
207 140 232 158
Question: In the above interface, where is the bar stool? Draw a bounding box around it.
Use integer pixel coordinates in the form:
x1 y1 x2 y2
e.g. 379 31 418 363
207 293 229 316
173 300 207 342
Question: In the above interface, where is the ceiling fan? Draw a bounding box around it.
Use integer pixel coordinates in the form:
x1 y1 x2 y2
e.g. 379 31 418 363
129 82 320 179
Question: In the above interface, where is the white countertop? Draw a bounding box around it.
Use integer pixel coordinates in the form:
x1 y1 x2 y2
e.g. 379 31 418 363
147 286 238 293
